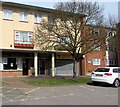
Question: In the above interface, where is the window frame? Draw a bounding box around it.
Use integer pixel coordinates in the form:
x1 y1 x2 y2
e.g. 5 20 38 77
3 58 17 70
93 58 101 65
93 28 99 36
14 31 33 45
19 11 28 22
59 36 71 45
92 44 100 51
3 9 13 20
34 13 43 23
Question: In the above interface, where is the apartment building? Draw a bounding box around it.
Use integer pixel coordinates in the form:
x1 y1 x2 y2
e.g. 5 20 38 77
0 2 85 77
84 27 117 72
117 22 120 66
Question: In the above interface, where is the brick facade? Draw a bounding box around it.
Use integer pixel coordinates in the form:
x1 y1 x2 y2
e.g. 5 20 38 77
0 71 22 76
117 23 120 66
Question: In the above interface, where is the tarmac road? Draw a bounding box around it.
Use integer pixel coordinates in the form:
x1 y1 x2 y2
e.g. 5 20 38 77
1 77 119 105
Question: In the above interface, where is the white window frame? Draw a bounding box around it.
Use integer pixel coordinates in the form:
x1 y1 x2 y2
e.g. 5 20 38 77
107 31 116 38
93 58 101 65
59 36 71 45
3 9 13 20
19 12 28 21
93 28 99 36
34 13 42 23
14 31 32 44
92 44 100 51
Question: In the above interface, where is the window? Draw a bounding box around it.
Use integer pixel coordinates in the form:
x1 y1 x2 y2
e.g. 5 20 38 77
106 59 116 66
92 44 100 51
107 31 116 38
3 58 17 70
93 29 99 36
3 9 13 20
34 13 42 23
19 12 28 21
109 60 116 65
48 15 54 24
93 58 100 65
95 68 110 72
15 31 32 44
108 46 116 52
113 68 120 73
58 36 71 45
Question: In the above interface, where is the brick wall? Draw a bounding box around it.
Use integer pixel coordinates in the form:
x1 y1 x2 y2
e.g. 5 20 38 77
0 71 22 76
117 23 120 66
85 50 106 72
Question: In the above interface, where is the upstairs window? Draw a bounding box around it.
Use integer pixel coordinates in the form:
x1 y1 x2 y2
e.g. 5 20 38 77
34 13 42 23
19 12 28 21
58 36 71 45
92 44 100 51
108 45 116 52
107 31 116 38
3 9 13 20
15 31 32 44
93 28 99 36
48 15 54 24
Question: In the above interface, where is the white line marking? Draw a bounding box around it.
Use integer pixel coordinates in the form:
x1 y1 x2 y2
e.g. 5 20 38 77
34 97 40 100
2 94 13 102
79 85 95 91
13 87 40 100
20 99 27 101
24 87 40 95
52 96 57 98
69 93 74 96
6 88 16 93
41 97 46 99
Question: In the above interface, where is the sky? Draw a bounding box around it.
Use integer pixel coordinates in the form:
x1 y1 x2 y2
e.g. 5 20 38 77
1 0 119 21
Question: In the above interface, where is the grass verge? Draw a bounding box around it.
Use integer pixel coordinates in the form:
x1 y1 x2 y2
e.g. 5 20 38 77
25 77 91 87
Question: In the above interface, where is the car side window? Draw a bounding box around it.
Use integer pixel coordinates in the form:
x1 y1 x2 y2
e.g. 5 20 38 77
113 68 120 73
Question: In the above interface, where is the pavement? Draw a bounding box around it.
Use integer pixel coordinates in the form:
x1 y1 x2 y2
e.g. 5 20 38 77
0 76 119 105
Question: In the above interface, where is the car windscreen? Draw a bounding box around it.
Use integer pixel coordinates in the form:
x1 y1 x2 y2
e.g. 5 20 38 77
94 68 110 72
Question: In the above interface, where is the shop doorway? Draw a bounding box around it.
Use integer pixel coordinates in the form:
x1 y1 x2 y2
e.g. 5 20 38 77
22 59 28 75
38 59 45 75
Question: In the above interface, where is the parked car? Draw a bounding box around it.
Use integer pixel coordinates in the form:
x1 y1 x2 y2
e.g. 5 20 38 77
91 67 120 87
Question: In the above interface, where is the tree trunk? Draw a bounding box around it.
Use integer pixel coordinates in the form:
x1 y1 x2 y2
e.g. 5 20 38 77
79 59 82 76
73 58 76 79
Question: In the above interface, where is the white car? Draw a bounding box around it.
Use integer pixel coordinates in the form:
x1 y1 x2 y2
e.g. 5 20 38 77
91 67 120 87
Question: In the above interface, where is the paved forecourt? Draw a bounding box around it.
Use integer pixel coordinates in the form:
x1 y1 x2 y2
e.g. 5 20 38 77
1 77 118 105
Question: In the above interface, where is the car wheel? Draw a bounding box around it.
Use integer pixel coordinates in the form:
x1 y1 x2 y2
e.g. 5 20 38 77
113 79 120 87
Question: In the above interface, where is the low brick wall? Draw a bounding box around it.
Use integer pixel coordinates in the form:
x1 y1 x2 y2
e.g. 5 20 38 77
0 70 22 77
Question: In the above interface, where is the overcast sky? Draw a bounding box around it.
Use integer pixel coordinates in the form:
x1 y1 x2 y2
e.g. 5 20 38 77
2 0 119 21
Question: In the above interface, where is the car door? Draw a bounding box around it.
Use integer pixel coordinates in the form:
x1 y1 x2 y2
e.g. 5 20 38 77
113 68 120 80
118 68 120 80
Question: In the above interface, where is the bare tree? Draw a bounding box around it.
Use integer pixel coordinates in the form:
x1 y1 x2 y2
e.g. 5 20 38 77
105 14 118 29
54 0 104 25
34 0 106 79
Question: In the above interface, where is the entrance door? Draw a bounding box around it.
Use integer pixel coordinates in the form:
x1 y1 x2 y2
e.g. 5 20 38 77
38 59 45 75
22 59 28 75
